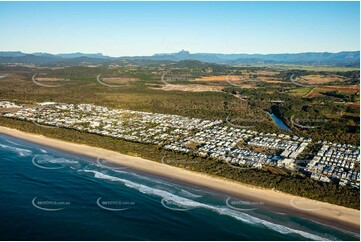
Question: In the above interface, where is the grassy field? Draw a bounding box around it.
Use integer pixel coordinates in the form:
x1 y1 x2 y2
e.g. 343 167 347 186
288 87 312 97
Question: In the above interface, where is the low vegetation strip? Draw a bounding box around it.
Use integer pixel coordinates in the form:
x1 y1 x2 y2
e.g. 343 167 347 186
0 117 359 209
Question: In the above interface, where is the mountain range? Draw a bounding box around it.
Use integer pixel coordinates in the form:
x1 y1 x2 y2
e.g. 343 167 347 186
0 50 359 67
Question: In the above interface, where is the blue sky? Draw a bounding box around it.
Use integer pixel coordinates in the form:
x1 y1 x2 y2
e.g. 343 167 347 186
0 1 359 56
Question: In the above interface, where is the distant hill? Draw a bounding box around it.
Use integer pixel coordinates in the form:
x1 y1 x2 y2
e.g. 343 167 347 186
151 50 360 66
0 54 59 65
0 50 359 67
0 52 113 65
55 52 112 59
0 51 28 57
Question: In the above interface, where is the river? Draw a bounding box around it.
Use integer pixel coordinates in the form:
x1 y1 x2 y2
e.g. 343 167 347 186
267 112 292 132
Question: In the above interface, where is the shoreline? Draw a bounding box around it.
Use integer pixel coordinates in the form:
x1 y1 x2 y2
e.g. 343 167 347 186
0 126 359 234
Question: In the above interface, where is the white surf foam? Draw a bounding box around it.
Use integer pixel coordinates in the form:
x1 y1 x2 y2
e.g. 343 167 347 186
0 143 32 156
82 169 329 241
5 139 25 147
39 149 48 153
179 189 202 198
113 169 202 198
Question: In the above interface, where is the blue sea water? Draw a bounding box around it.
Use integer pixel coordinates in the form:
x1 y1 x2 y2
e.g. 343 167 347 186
0 134 359 241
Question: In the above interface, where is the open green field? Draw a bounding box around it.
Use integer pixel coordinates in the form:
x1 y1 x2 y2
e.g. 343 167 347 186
288 87 313 97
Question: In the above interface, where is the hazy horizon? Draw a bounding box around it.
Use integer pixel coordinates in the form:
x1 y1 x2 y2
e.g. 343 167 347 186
1 49 360 58
0 1 359 56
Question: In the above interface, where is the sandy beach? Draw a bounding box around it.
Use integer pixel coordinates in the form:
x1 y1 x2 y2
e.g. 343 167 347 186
0 126 359 233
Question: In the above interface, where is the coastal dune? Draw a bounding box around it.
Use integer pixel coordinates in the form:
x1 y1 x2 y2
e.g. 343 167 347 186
0 126 359 233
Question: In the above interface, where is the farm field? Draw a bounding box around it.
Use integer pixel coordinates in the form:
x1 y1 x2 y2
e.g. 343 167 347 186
304 85 359 98
298 74 346 84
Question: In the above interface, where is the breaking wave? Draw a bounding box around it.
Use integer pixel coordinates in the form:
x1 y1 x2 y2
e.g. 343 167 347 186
81 169 328 241
0 143 32 156
108 169 202 199
38 149 48 153
5 139 25 147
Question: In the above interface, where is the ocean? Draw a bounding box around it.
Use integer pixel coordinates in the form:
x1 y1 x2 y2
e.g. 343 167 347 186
0 134 359 241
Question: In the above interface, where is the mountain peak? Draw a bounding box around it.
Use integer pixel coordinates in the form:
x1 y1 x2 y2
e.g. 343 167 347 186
177 49 190 55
